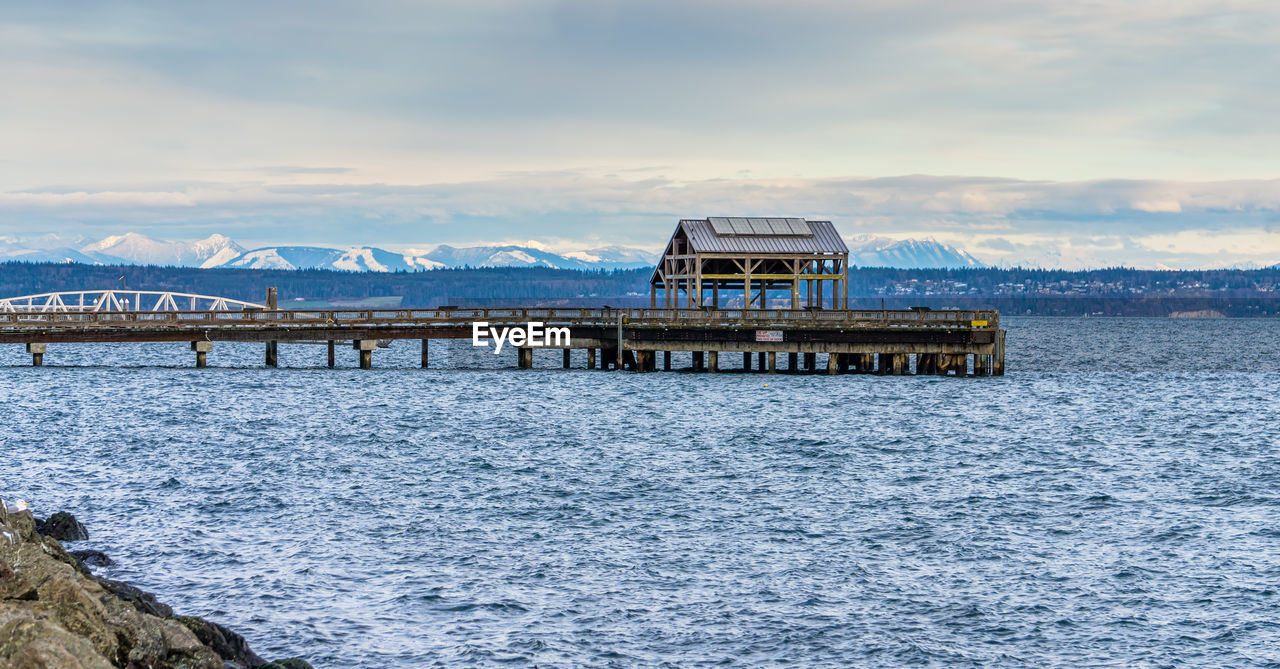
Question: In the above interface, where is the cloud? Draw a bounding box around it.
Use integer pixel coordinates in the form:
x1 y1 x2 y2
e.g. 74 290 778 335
2 172 1279 268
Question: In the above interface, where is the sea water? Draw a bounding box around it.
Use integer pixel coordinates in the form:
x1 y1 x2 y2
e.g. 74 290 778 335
2 317 1279 667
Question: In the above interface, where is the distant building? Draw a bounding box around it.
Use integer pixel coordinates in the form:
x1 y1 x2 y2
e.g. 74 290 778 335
649 217 849 309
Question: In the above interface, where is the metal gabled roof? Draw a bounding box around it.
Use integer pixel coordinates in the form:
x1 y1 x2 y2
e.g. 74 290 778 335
682 218 848 254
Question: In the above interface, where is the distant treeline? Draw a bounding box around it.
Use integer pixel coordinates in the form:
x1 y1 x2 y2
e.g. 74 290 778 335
1 262 1278 316
0 263 651 306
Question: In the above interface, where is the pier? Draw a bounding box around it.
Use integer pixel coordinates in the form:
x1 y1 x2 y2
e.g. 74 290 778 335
0 290 1004 375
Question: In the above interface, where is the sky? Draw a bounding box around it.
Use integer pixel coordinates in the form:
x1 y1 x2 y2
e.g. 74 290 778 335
2 0 1279 268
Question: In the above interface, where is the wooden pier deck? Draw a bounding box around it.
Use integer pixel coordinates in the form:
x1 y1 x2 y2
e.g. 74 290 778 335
0 306 1005 375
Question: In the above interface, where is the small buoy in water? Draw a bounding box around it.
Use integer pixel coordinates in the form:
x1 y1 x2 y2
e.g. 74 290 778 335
763 384 768 387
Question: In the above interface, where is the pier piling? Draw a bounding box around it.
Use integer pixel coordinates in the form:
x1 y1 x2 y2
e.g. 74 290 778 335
190 341 212 368
421 339 430 369
327 340 335 368
26 342 45 367
587 348 596 370
353 339 376 369
518 347 533 369
265 341 278 368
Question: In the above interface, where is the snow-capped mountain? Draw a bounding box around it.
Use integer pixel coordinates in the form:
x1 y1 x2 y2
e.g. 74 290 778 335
221 246 446 272
78 233 245 267
846 235 984 269
1 230 995 272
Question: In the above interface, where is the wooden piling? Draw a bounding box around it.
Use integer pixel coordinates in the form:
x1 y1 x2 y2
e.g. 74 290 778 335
804 352 816 372
327 340 335 368
743 352 751 371
265 341 278 368
587 347 597 370
563 348 571 369
692 350 705 372
518 347 533 369
827 353 839 375
663 350 671 371
767 351 777 374
421 339 430 369
708 350 719 372
788 352 798 373
994 331 1006 376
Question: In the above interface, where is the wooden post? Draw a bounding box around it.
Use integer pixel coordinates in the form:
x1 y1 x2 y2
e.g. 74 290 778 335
804 352 816 372
327 340 336 368
788 352 798 372
757 352 765 371
708 350 719 372
265 340 278 368
878 353 893 375
563 348 571 369
894 353 908 375
692 351 704 372
615 312 624 369
191 341 212 368
975 353 989 376
518 347 533 369
587 348 596 370
767 351 777 374
995 331 1006 376
827 353 839 375
663 351 671 371
26 343 45 367
421 339 430 369
743 352 751 371
954 354 969 377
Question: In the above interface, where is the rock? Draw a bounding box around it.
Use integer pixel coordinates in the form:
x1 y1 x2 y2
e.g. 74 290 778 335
36 511 90 542
257 659 314 669
95 577 174 618
175 615 266 669
0 610 113 669
69 549 114 568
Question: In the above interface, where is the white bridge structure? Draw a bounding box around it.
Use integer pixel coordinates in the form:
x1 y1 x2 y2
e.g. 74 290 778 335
0 290 264 313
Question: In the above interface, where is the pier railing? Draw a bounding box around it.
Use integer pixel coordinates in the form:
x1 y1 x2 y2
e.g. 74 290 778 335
0 307 998 330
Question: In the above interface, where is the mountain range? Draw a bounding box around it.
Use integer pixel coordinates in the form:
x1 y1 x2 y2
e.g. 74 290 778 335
0 231 990 271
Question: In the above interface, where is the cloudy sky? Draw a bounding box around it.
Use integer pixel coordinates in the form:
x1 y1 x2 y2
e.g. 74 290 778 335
2 0 1279 268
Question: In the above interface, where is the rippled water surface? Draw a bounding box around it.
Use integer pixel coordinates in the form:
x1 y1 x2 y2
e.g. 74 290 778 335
3 317 1280 667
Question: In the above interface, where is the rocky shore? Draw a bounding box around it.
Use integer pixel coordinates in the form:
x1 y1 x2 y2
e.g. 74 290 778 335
0 504 310 669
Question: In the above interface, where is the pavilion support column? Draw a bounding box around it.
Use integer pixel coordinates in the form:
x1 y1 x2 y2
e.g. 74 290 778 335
788 352 799 373
878 353 893 375
563 348 572 369
893 354 909 375
827 353 839 375
587 347 597 370
757 352 765 371
743 352 751 371
191 341 212 368
27 343 46 367
692 351 705 372
265 341 278 368
708 350 719 373
327 340 336 368
518 347 533 369
663 350 671 371
421 339 430 369
767 351 777 374
804 352 816 372
954 354 969 377
975 353 990 376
